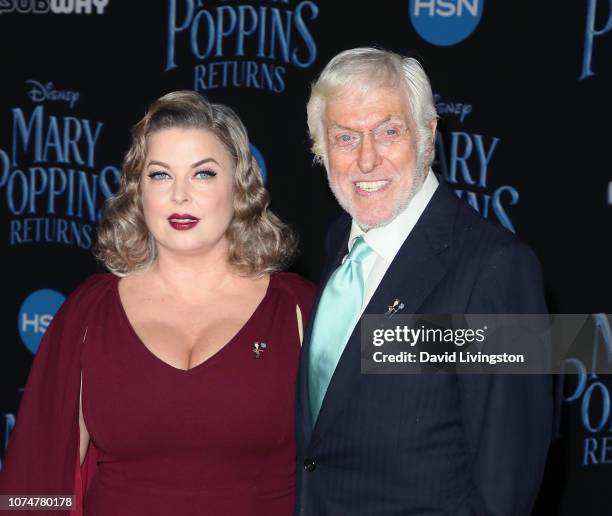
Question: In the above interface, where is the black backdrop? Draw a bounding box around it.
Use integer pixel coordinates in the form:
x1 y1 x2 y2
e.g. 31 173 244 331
1 1 611 514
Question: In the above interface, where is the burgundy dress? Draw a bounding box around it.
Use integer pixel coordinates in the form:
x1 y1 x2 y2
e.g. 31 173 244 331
0 272 315 516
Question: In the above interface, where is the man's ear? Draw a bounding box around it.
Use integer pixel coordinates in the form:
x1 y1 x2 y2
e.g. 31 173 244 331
430 119 438 139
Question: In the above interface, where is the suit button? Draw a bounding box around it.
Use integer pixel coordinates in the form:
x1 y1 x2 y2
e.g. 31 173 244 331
304 459 316 472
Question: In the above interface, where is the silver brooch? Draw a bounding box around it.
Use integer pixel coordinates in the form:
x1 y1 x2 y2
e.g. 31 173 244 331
252 341 267 359
385 299 405 317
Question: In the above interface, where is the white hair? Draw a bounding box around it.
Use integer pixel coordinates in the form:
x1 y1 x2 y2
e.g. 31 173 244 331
306 47 438 173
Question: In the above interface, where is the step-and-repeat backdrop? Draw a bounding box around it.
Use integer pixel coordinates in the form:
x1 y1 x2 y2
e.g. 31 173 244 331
1 1 611 514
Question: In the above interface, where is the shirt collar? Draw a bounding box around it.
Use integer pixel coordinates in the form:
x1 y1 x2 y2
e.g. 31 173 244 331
348 170 439 261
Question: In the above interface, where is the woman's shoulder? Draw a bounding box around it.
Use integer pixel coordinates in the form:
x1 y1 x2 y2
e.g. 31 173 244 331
62 272 117 312
270 272 317 306
41 273 118 340
71 272 116 296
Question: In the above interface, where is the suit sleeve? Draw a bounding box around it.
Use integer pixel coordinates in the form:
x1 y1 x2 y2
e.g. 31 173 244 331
457 242 553 516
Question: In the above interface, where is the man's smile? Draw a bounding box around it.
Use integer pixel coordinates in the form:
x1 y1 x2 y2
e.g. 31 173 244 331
354 180 390 194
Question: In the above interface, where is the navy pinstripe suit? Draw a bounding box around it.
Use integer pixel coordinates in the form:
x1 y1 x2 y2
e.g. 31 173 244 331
296 182 553 515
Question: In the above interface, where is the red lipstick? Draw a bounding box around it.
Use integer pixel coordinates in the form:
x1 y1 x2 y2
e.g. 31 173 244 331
167 213 200 230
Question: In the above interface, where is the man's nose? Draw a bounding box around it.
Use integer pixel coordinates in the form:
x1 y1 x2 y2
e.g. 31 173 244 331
357 133 382 174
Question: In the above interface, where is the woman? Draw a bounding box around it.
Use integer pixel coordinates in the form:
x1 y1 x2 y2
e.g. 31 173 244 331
0 91 315 515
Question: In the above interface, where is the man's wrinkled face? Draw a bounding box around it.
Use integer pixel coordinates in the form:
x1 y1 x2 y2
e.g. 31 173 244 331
325 87 424 230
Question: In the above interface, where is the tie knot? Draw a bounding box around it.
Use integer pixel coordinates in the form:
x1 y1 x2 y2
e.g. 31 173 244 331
347 236 372 264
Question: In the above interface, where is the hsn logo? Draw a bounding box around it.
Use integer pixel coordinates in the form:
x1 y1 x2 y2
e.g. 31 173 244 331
409 0 484 46
18 289 65 354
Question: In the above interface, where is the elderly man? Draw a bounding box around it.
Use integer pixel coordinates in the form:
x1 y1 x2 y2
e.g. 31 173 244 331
296 48 553 515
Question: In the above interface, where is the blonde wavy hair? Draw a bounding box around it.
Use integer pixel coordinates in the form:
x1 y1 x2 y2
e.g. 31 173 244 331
96 91 296 276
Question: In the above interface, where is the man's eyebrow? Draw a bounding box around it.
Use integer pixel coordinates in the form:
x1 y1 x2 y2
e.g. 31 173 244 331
373 116 404 130
329 115 397 132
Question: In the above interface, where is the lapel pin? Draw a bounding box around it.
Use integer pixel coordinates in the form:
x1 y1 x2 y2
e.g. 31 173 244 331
252 341 267 359
385 299 405 317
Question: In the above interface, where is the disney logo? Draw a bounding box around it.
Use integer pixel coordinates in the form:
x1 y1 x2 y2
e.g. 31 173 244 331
25 80 80 109
433 94 472 123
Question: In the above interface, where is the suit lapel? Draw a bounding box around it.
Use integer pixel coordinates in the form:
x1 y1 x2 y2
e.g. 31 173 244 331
297 216 351 445
307 184 458 449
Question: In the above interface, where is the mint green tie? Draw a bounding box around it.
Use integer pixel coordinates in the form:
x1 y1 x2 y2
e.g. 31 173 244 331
308 236 372 422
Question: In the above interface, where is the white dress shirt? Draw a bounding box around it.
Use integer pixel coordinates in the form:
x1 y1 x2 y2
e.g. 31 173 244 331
347 170 439 313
